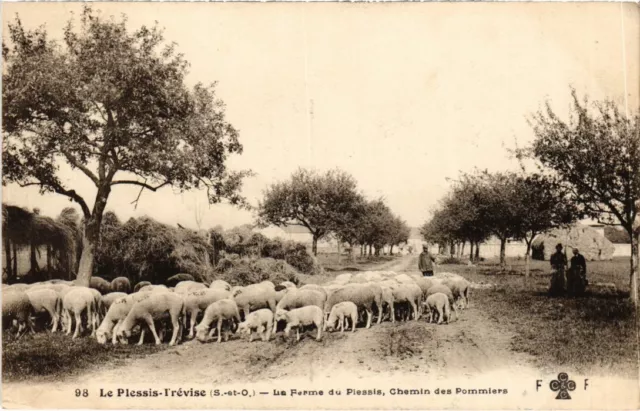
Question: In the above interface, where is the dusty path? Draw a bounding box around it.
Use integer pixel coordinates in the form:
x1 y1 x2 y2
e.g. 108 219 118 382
3 254 541 403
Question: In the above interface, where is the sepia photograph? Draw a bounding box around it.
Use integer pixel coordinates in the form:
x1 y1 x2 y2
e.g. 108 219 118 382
1 2 639 409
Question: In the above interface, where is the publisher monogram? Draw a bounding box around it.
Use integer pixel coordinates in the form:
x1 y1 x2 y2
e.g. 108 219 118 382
549 373 577 400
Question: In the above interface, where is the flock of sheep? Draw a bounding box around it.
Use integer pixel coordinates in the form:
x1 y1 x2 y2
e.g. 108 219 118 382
2 271 470 346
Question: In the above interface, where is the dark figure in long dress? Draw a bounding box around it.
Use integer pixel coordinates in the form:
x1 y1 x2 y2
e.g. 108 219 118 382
567 248 587 296
549 243 567 296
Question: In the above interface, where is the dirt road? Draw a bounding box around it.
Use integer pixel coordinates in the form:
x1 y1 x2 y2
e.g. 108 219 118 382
3 254 542 403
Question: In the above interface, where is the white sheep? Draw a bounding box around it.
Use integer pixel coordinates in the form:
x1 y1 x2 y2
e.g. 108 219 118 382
116 292 184 346
62 287 98 339
324 283 382 328
2 289 34 336
96 293 151 345
379 285 395 323
275 306 324 342
234 285 277 320
209 280 232 291
102 292 128 310
324 301 358 332
280 281 297 289
26 288 62 332
299 284 328 299
174 281 207 294
425 292 451 324
195 299 241 343
274 289 326 333
391 283 422 321
426 284 458 321
237 309 274 342
183 288 232 339
441 277 471 309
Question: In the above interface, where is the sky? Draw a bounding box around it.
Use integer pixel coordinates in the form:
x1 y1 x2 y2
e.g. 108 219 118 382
2 2 639 230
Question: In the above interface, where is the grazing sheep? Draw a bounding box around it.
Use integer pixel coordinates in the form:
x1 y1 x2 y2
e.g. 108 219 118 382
134 281 152 293
324 283 382 329
110 277 131 294
274 289 326 333
2 290 34 336
96 293 151 345
280 281 297 290
102 292 128 310
237 309 274 342
63 287 98 339
441 278 471 309
274 288 290 304
299 284 328 299
334 273 352 284
209 280 232 291
195 299 240 343
391 283 422 321
426 284 458 321
166 273 196 288
26 288 62 332
139 284 170 293
276 289 326 311
174 281 207 294
183 288 232 339
275 306 324 341
379 285 395 323
425 292 451 324
234 285 277 320
259 280 276 290
325 301 358 332
116 293 185 346
394 274 416 284
88 276 112 295
5 283 30 292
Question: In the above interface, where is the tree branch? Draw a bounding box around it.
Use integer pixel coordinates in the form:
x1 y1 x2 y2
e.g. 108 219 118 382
110 179 171 191
60 148 100 186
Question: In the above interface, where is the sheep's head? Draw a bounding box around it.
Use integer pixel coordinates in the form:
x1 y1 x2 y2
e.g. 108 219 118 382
237 321 249 335
274 309 288 322
96 329 110 345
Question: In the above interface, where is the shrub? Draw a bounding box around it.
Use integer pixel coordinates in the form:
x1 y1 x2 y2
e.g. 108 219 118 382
215 257 300 286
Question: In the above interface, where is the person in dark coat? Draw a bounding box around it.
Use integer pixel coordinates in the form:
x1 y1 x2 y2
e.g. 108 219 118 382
418 245 436 277
549 243 567 296
567 248 587 296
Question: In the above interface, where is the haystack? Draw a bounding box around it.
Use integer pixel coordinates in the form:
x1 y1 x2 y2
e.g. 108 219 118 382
531 225 614 261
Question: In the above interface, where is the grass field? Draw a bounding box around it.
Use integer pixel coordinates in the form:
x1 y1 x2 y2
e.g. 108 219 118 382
441 256 638 378
2 331 166 383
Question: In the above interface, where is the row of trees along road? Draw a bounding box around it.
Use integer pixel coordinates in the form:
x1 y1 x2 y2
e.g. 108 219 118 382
2 8 251 286
422 170 578 277
423 90 639 304
257 168 411 257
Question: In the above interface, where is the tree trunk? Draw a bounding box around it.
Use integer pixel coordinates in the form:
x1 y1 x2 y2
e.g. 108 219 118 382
499 238 507 267
524 240 532 279
469 242 474 262
4 237 13 283
631 233 639 305
460 241 466 258
337 242 341 264
390 245 394 255
311 234 318 256
76 186 111 286
12 243 18 280
475 241 480 261
368 244 372 257
46 245 52 278
30 241 39 275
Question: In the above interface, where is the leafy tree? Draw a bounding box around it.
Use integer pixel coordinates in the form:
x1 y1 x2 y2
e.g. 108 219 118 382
509 174 578 277
526 91 639 302
2 8 249 285
388 216 411 255
257 168 363 255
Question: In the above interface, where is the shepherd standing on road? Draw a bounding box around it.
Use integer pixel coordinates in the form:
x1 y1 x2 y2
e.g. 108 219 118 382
419 245 436 277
